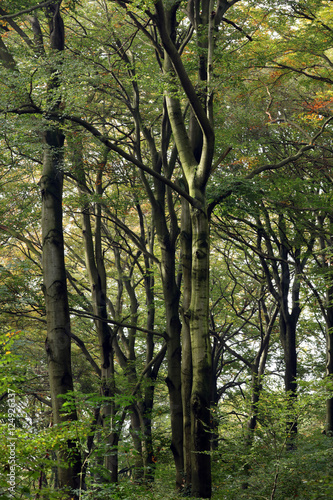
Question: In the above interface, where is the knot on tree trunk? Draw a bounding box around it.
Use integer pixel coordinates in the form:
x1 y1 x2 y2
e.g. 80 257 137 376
191 393 202 416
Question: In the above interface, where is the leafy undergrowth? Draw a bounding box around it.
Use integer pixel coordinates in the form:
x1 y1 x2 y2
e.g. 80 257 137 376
1 412 333 499
211 430 333 500
77 431 333 499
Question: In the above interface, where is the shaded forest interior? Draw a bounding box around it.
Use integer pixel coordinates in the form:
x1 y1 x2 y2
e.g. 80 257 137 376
1 0 333 499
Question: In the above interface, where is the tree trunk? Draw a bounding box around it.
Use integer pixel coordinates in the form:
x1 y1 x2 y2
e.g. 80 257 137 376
75 149 119 481
162 245 184 488
259 212 301 449
143 249 158 481
42 3 81 496
152 0 222 494
280 314 298 448
140 125 184 487
326 292 333 434
181 192 193 491
318 215 333 434
41 129 81 496
325 267 333 434
155 6 214 494
189 204 212 498
82 207 118 481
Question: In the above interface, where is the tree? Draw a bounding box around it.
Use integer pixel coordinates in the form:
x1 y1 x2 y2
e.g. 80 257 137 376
41 4 82 494
0 1 83 496
1 0 333 498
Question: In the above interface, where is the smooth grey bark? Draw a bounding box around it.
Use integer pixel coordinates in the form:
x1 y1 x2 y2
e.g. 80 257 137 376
0 2 82 495
188 204 212 498
153 3 215 494
180 190 193 490
152 1 217 495
41 2 81 496
41 129 81 496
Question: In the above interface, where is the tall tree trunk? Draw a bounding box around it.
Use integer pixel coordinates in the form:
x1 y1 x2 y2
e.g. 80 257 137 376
259 212 303 449
142 244 158 481
242 301 278 489
128 36 184 483
162 244 184 487
279 313 298 445
188 203 212 498
42 129 81 497
82 205 118 481
325 284 333 434
138 115 184 487
318 215 333 434
181 191 193 491
74 146 119 482
153 1 215 493
278 235 301 448
42 3 81 496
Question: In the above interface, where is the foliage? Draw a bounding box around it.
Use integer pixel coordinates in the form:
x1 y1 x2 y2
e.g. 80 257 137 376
0 0 333 498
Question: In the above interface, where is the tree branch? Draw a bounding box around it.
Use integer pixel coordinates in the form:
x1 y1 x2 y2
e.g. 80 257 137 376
70 332 102 378
0 1 54 20
8 105 200 208
69 308 168 340
209 116 333 213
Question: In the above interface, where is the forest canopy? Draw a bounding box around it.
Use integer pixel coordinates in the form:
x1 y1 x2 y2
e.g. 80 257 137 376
0 0 333 499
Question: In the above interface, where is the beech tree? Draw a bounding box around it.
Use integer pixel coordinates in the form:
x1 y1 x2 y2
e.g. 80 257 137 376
0 1 82 496
1 1 333 499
